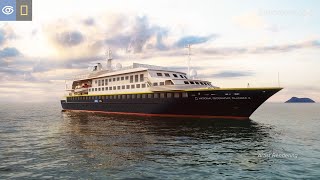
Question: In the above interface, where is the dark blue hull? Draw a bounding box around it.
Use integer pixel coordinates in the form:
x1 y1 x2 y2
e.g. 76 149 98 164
61 88 282 119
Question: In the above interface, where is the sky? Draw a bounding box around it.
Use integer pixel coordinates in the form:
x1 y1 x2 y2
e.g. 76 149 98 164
0 0 319 102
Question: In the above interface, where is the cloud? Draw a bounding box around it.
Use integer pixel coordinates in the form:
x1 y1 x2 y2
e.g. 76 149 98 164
104 16 169 53
233 12 267 29
175 35 216 48
0 25 16 46
0 47 20 58
191 40 320 57
0 30 5 45
251 40 320 54
42 15 170 60
0 66 38 82
31 55 103 73
1 13 319 103
121 38 320 61
83 17 95 26
55 31 84 47
210 71 254 78
42 14 215 62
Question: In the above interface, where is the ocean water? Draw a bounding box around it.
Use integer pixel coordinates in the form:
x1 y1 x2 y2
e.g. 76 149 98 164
0 102 319 179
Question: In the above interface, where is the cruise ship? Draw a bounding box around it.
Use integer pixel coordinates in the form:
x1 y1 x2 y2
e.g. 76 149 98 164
61 52 282 120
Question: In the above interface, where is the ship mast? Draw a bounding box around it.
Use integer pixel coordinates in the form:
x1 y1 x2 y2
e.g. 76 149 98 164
187 44 191 78
106 48 113 70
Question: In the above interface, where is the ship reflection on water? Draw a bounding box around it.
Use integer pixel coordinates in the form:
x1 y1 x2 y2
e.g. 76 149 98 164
60 111 276 173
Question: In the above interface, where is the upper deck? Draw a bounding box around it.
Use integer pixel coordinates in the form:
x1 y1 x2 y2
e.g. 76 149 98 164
65 62 216 97
72 63 180 81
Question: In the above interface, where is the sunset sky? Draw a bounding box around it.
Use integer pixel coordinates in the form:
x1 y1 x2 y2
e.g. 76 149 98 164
0 0 319 102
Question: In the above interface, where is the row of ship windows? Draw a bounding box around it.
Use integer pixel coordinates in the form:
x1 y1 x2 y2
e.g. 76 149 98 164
89 83 147 92
156 72 187 79
95 74 144 86
184 81 210 85
68 92 188 101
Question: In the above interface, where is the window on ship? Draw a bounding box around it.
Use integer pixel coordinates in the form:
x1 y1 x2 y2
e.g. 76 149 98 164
140 74 144 82
165 80 174 85
182 92 188 98
135 75 139 82
157 73 162 76
130 75 133 83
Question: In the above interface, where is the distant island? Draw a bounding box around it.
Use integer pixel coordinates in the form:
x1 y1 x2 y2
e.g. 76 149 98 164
285 97 315 103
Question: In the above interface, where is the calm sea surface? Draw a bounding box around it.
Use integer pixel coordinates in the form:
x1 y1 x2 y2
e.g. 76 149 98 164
0 102 319 179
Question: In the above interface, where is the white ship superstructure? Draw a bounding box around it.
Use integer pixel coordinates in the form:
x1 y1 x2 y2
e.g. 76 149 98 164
67 61 216 97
